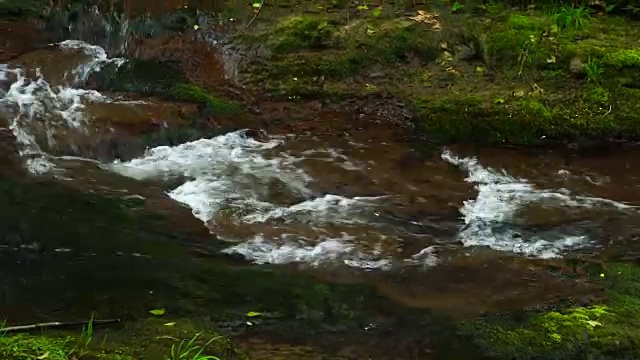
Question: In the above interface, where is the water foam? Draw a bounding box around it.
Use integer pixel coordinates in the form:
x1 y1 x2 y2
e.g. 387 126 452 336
0 41 123 174
57 40 125 83
442 149 634 258
222 233 392 270
109 130 393 270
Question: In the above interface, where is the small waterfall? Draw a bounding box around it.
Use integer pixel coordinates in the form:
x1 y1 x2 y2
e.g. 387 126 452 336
0 41 124 174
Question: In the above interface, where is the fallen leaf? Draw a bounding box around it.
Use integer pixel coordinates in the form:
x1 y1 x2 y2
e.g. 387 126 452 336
163 322 177 327
409 10 442 29
247 311 262 318
149 308 166 316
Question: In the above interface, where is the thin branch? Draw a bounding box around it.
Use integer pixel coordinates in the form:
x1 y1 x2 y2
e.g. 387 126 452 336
1 319 120 333
246 0 266 29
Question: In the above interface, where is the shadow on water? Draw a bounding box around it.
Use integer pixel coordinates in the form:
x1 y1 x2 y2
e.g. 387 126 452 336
0 172 488 359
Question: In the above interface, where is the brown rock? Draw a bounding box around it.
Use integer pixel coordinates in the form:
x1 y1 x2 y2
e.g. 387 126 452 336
0 20 51 62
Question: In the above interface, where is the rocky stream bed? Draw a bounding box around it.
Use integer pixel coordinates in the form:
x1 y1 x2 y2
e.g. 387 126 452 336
3 0 640 359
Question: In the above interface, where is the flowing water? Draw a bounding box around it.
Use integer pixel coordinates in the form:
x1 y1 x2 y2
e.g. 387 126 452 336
2 27 640 358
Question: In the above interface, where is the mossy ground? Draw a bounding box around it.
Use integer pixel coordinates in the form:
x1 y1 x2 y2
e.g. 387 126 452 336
462 261 640 359
0 317 246 360
236 1 640 144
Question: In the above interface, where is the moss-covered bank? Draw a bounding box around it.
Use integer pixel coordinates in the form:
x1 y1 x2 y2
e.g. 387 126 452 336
461 261 640 359
235 1 640 145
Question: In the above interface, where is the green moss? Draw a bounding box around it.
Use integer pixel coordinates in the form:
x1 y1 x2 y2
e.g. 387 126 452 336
463 306 610 359
172 83 242 116
349 19 441 64
485 19 556 71
463 262 640 359
0 334 70 360
0 317 245 360
268 15 339 54
95 317 247 360
602 48 640 68
243 16 447 98
416 95 568 143
414 70 640 144
586 86 610 104
509 14 546 31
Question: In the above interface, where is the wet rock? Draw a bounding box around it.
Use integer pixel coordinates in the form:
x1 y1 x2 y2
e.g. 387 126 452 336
0 127 24 176
7 45 95 86
0 20 51 61
87 59 188 95
371 253 602 317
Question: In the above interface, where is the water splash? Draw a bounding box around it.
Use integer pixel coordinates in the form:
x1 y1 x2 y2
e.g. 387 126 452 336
57 40 125 83
222 233 392 270
109 130 395 270
442 149 634 258
0 41 123 174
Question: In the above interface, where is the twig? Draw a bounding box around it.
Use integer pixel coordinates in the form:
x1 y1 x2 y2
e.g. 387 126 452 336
245 0 266 29
1 319 120 333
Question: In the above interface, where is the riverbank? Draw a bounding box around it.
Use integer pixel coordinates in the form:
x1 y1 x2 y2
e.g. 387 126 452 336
233 1 640 145
5 1 640 146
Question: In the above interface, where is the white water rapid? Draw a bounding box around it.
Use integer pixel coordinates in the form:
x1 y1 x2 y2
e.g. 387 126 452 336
2 40 637 272
0 40 124 174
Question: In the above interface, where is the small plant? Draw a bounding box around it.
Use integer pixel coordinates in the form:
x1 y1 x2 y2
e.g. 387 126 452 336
451 1 465 13
553 6 592 31
168 333 222 360
585 56 604 82
69 314 95 358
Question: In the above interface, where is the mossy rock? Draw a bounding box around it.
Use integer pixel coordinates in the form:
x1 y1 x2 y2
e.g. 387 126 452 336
461 262 640 360
88 62 241 116
267 15 340 54
241 15 477 99
89 59 188 95
171 83 242 116
483 14 560 72
414 89 628 144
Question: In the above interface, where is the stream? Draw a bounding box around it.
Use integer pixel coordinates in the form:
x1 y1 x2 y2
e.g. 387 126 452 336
2 21 640 359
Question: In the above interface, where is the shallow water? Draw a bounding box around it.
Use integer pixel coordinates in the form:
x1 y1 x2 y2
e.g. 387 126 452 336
1 36 640 357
